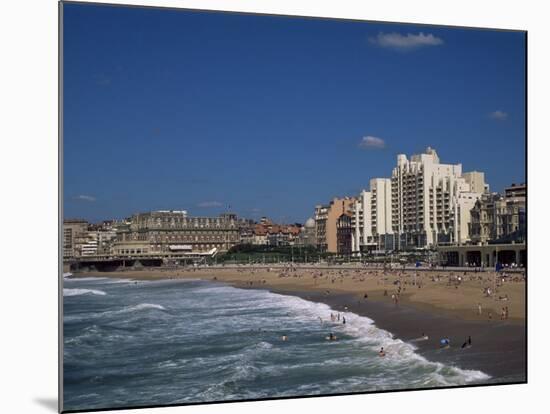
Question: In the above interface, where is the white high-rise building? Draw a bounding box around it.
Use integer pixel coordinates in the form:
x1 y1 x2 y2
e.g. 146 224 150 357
391 147 484 249
463 171 489 194
370 178 393 238
351 178 394 254
351 190 372 254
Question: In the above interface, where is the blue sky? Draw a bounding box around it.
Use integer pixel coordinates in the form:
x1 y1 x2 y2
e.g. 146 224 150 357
63 3 526 224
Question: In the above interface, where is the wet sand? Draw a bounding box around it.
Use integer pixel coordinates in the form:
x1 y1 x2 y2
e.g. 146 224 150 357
70 266 526 383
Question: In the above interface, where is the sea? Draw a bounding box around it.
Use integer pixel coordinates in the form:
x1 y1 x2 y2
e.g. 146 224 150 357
63 277 490 411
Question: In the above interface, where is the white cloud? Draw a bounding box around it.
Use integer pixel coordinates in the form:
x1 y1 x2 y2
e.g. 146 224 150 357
369 32 444 50
489 110 508 120
74 195 96 202
197 201 223 208
359 136 386 149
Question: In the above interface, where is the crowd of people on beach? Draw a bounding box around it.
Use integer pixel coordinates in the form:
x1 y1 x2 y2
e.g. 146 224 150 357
154 261 523 324
226 263 523 323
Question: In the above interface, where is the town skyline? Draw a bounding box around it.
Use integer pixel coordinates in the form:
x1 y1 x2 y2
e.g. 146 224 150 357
64 145 525 227
63 3 526 224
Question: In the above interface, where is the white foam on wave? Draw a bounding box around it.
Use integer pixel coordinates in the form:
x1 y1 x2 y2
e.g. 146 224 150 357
63 276 108 282
102 278 136 284
63 288 107 297
263 291 490 385
337 310 490 385
102 303 167 316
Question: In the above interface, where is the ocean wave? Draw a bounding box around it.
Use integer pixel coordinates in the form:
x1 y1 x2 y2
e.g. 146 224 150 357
336 310 490 385
63 280 493 409
102 303 167 316
428 363 490 386
63 288 107 297
101 278 136 284
64 276 108 282
264 291 490 386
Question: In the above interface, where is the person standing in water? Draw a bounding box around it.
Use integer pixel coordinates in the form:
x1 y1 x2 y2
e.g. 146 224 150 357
342 316 346 325
461 336 472 348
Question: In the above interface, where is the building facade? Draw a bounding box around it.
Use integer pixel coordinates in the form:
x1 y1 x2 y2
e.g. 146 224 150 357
370 178 393 239
296 218 316 247
245 218 301 246
63 219 89 259
351 178 395 254
336 213 353 256
113 210 240 256
351 190 373 254
469 183 526 244
391 147 484 249
315 197 355 253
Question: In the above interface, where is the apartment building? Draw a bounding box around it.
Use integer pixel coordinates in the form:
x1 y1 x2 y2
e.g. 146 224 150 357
469 183 526 244
391 147 485 248
314 197 355 253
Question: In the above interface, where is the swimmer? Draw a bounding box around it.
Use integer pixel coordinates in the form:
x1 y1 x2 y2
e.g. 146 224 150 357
379 347 386 357
327 332 337 341
281 335 288 341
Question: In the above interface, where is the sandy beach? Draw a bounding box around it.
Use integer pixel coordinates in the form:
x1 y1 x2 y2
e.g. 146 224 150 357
71 265 526 382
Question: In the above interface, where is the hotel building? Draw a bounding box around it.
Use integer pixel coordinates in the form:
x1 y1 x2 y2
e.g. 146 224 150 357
113 210 240 256
351 178 394 254
391 147 485 249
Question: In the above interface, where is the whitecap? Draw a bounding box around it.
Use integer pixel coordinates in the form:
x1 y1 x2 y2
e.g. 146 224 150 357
263 291 490 386
64 276 108 282
63 288 107 297
101 303 167 316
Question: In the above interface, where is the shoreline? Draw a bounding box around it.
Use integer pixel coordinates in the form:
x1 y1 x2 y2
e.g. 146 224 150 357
270 288 525 382
68 267 526 383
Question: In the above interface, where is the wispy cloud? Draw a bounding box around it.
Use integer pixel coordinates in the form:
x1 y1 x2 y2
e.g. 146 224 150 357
197 201 223 208
74 194 96 202
359 136 386 149
489 110 508 121
369 32 444 50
